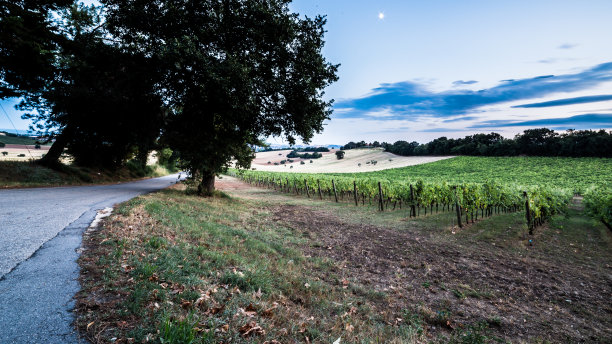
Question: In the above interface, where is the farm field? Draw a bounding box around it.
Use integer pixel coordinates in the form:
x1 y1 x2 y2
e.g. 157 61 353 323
327 156 612 192
76 176 612 343
0 144 49 161
251 148 452 173
237 155 612 237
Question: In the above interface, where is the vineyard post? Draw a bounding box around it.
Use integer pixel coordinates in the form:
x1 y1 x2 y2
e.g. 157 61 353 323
305 179 310 198
317 180 322 200
332 180 338 203
410 184 416 217
378 181 384 211
453 186 463 228
293 180 298 194
286 178 290 193
524 191 533 235
353 181 358 206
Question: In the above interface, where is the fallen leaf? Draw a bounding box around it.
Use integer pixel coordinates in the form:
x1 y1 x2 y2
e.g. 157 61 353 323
345 323 354 333
86 321 95 330
333 337 341 344
262 302 278 317
239 321 265 337
181 299 192 309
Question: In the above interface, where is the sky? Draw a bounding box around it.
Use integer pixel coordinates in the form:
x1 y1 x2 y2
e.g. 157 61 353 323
2 0 612 144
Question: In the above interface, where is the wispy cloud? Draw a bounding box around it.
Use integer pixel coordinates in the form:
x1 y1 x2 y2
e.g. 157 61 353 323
558 43 578 49
452 80 478 86
513 95 612 108
418 128 473 132
334 62 612 119
469 114 612 129
441 116 478 123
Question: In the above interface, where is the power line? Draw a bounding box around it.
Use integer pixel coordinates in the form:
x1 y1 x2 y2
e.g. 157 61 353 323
0 102 34 160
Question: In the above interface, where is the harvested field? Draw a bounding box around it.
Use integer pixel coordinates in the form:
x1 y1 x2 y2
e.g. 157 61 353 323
251 148 452 173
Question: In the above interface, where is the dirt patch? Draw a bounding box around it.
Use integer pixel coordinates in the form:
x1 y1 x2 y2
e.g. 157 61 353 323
218 178 612 342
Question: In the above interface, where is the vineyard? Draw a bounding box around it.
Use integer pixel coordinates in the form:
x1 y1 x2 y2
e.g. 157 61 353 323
233 156 612 230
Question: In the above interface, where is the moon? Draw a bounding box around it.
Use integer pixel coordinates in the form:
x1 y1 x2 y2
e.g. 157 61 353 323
378 12 384 20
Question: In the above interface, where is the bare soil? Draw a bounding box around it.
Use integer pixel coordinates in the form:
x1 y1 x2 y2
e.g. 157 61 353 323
217 177 612 343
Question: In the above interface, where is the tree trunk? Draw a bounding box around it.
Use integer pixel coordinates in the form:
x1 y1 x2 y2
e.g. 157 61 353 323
198 171 215 196
136 145 150 169
37 129 71 167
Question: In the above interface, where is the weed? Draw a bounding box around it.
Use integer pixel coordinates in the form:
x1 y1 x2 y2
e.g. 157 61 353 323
159 315 197 344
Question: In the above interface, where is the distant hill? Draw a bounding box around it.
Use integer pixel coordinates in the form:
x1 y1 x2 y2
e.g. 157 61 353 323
0 131 46 145
256 143 341 151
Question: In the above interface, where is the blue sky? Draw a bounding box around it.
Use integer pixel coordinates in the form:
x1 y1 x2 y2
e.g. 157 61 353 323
2 0 612 144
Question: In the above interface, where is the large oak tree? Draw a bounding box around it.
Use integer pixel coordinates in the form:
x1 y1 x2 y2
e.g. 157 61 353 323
102 0 338 194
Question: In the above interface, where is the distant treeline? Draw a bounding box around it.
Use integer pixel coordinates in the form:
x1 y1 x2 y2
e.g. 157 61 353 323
341 129 612 157
287 150 323 159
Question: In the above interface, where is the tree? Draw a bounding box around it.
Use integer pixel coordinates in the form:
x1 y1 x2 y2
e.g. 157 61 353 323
335 150 345 159
20 4 165 168
102 0 338 194
0 0 71 99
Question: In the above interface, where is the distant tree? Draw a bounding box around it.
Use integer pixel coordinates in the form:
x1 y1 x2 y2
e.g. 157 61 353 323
102 0 338 194
515 128 559 156
335 150 345 159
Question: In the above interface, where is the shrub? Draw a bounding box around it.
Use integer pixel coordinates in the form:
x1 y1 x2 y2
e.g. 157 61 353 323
300 161 305 165
126 159 153 177
287 150 322 159
34 144 41 149
0 142 5 148
17 154 26 157
1 151 7 156
335 150 345 159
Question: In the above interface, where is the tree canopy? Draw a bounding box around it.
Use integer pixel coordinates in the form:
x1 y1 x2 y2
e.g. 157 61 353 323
101 0 338 194
1 0 338 192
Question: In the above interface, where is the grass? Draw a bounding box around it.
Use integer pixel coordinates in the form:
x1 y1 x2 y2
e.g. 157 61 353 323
77 178 612 343
326 156 612 192
78 186 453 343
0 161 174 188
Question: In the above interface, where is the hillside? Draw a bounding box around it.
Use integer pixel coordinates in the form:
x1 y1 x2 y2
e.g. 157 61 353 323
251 148 452 173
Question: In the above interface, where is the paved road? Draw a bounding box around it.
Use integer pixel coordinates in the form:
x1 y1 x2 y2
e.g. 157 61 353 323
0 174 182 343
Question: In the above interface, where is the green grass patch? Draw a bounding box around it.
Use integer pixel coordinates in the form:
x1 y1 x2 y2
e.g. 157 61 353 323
0 161 174 188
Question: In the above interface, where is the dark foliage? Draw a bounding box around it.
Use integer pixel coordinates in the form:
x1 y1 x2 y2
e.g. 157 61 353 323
380 129 612 157
102 0 338 194
286 150 322 159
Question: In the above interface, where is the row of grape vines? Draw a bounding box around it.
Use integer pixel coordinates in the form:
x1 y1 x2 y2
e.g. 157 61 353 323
583 187 612 230
232 170 572 230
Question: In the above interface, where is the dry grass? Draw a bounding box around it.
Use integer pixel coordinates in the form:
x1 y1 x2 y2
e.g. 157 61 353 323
251 148 452 173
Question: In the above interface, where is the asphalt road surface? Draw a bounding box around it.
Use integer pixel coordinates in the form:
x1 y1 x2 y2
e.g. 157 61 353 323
0 174 182 343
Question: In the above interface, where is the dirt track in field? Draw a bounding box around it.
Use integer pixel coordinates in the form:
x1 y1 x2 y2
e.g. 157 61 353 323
217 176 612 343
